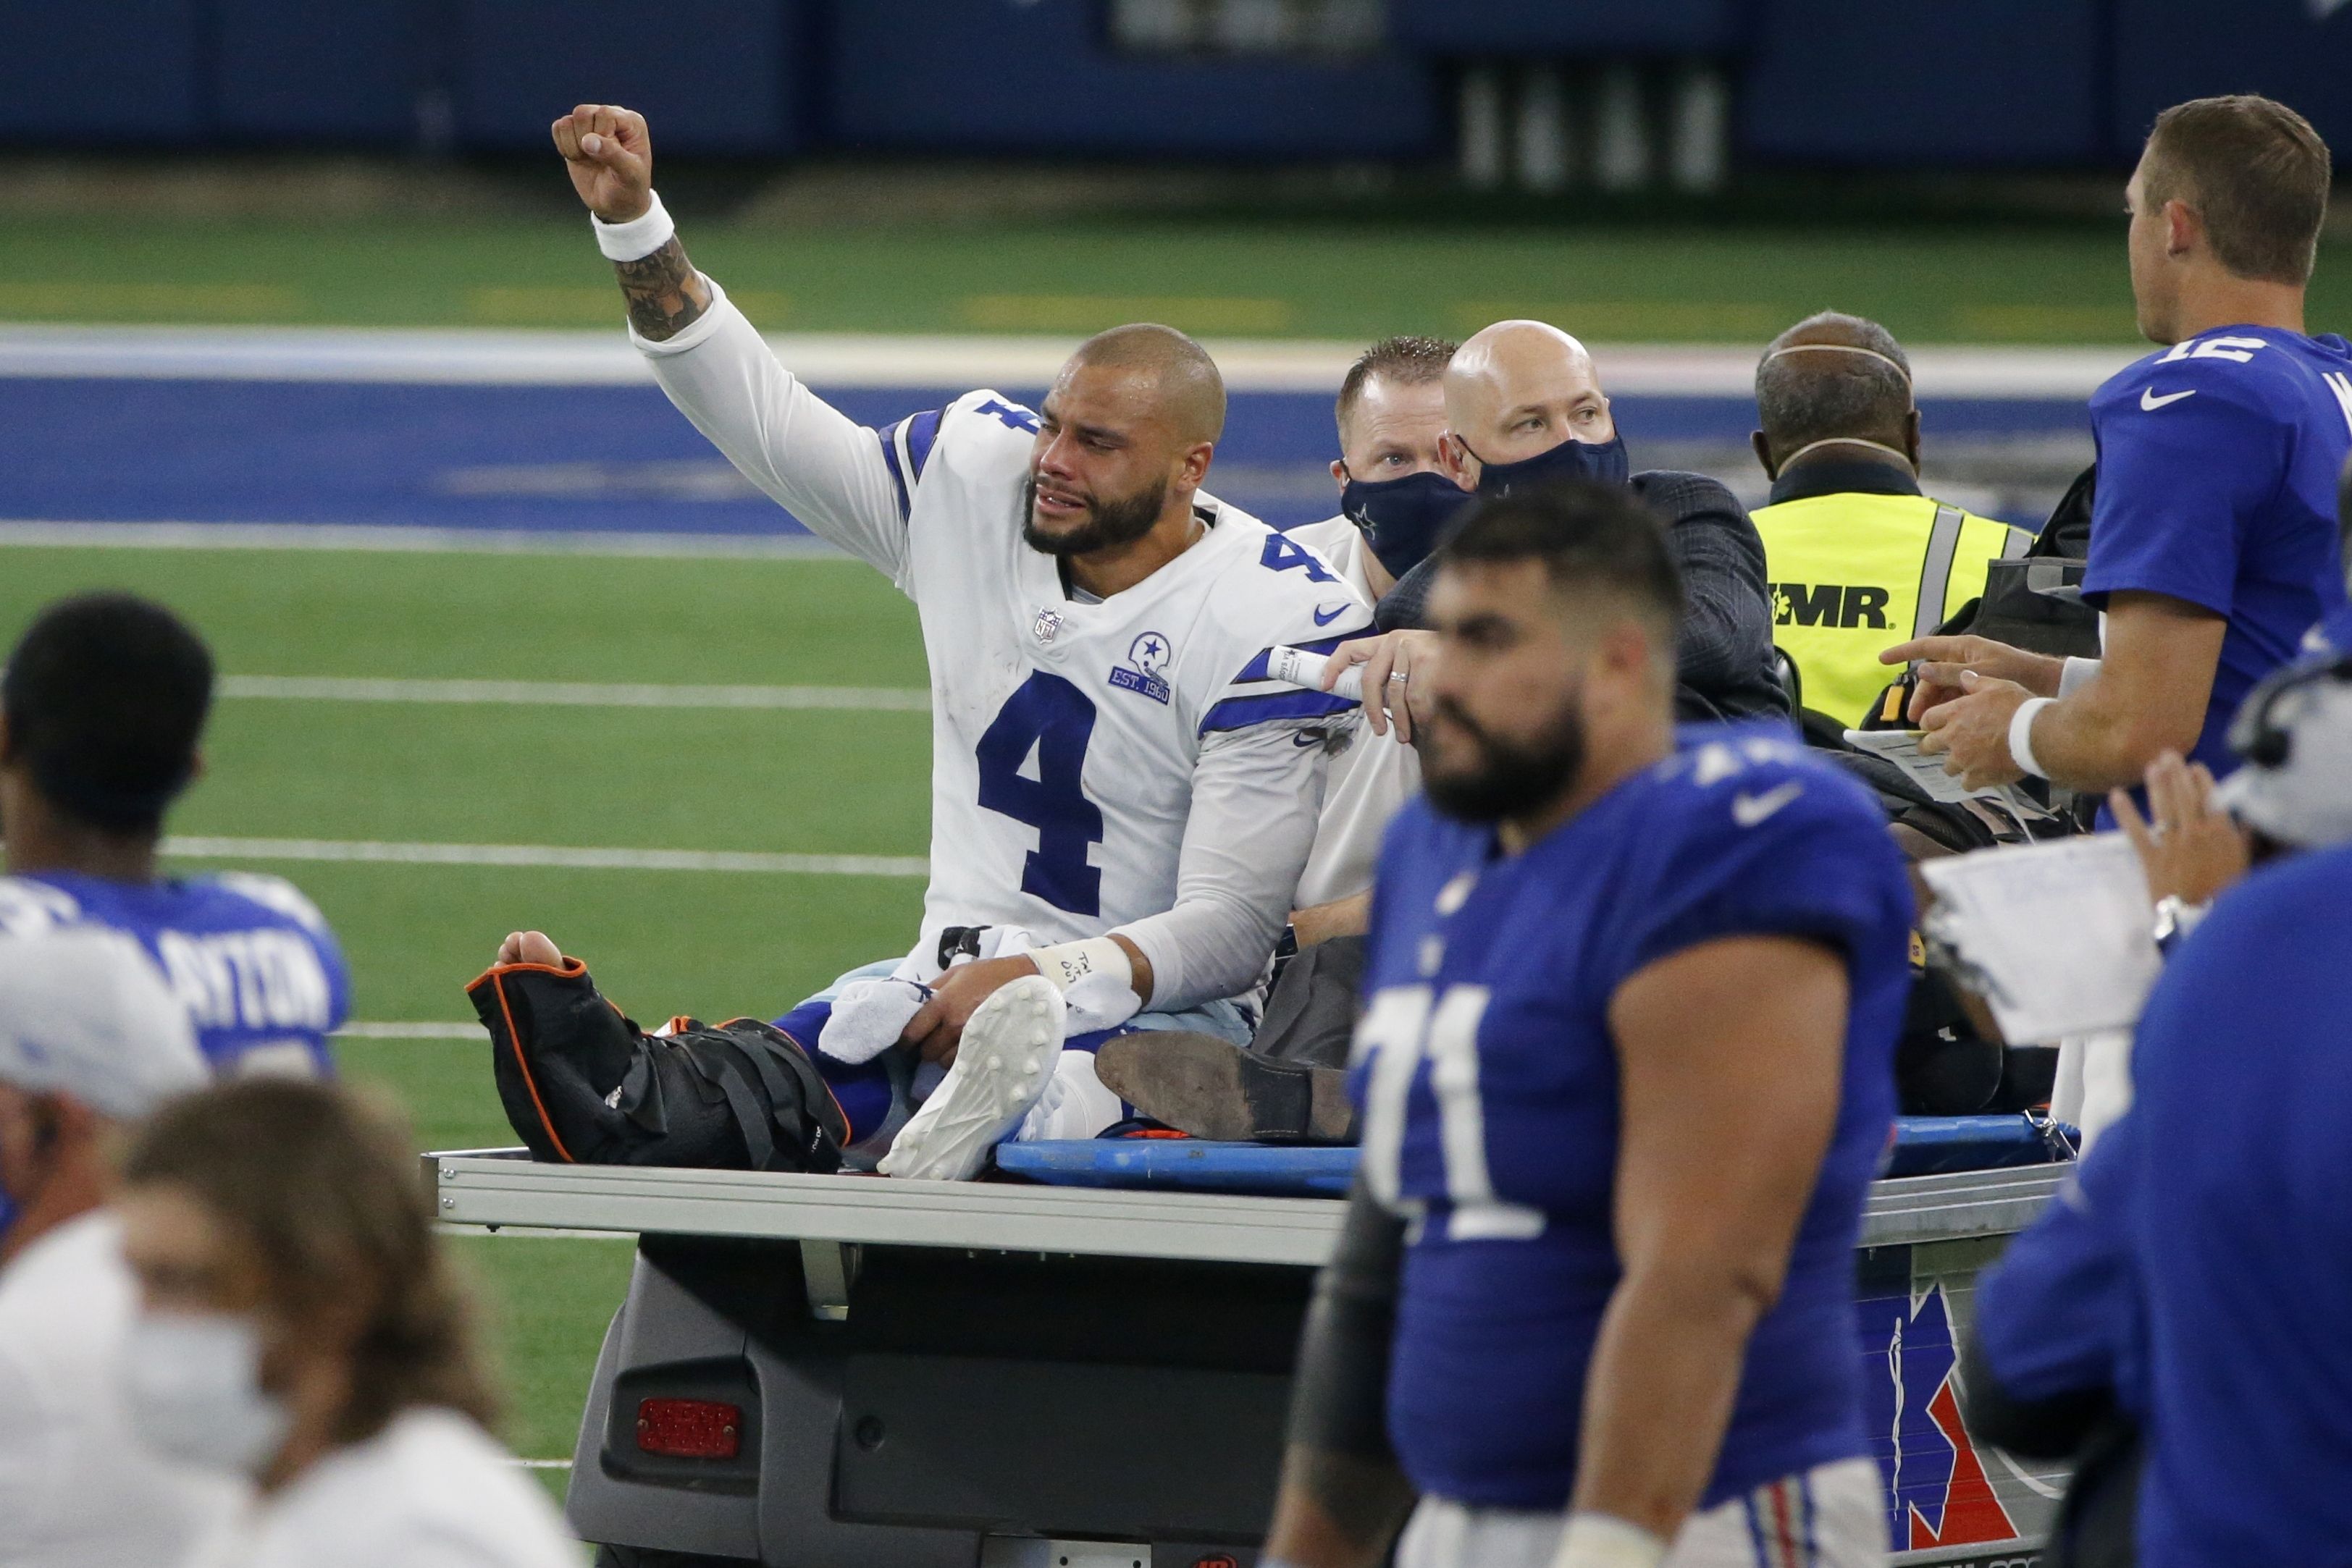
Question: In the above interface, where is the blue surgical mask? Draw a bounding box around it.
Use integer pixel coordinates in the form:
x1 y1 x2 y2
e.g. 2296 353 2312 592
1467 431 1631 497
1340 470 1474 581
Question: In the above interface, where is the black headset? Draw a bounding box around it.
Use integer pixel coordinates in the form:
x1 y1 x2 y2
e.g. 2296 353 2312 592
2229 651 2352 769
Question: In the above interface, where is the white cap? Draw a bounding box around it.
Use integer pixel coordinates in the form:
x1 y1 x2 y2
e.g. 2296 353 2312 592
0 927 207 1119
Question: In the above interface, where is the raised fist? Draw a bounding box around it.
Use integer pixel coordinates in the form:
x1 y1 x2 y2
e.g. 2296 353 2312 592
551 104 652 224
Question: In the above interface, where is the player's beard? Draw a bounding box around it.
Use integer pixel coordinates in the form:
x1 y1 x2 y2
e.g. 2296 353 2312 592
1419 691 1587 824
1021 476 1167 557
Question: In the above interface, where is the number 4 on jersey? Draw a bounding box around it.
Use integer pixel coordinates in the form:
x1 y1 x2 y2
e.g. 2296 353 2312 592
976 672 1105 916
1260 533 1339 583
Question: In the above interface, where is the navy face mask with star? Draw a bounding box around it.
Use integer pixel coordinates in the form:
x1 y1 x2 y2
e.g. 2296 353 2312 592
1339 470 1474 581
1466 430 1631 498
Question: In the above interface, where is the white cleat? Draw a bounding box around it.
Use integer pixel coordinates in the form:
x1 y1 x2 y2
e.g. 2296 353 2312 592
878 975 1065 1181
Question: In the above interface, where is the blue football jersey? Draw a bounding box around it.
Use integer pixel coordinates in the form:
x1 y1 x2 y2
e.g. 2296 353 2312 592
2083 327 2352 780
2120 843 2352 1568
1351 722 1913 1512
1972 1112 2146 1419
0 870 349 1076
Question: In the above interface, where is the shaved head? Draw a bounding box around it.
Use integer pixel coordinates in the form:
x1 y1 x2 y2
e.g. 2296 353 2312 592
1028 323 1225 568
1067 323 1227 446
1440 319 1616 480
1450 319 1596 401
1752 311 1916 474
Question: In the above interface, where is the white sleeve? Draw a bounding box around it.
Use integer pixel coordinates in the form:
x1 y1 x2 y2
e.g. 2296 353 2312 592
633 278 915 585
1114 720 1334 1010
0 1347 58 1547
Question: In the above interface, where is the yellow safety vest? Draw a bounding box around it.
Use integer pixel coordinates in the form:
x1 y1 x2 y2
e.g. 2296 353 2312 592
1752 492 2030 728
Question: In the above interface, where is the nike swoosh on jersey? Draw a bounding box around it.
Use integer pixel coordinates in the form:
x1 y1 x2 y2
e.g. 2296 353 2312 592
1731 780 1805 827
1312 603 1351 626
2141 387 2197 411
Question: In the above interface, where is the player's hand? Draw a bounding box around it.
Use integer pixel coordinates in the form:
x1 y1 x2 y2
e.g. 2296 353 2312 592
550 104 652 223
2112 751 2249 906
900 955 1044 1066
1881 634 2063 723
1324 630 1437 741
1917 670 2030 789
497 930 563 966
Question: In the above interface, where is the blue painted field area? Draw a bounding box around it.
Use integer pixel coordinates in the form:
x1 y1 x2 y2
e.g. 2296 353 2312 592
0 334 2099 541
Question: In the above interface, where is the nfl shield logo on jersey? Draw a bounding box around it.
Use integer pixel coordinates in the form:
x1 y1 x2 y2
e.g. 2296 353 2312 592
1109 631 1174 704
1031 606 1065 645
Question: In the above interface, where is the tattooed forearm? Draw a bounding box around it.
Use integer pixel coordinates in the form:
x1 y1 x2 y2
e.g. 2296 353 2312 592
614 238 713 341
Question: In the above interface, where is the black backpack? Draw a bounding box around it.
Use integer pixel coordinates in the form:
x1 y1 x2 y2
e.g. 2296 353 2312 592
468 958 847 1173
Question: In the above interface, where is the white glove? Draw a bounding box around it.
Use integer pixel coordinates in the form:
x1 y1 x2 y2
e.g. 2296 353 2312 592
817 976 930 1064
1063 968 1143 1036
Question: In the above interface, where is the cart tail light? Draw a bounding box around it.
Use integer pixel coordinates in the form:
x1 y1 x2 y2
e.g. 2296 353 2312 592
635 1397 742 1459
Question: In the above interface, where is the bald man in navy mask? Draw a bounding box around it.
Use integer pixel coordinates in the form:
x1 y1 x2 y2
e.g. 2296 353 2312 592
1343 321 1787 730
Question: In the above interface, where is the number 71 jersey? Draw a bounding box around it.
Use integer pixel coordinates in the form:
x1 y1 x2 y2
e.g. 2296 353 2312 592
894 390 1373 956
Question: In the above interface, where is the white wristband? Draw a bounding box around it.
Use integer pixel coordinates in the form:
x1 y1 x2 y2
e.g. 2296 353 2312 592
2059 656 2101 698
1026 937 1132 996
1549 1512 1667 1568
592 191 674 263
2008 696 2055 780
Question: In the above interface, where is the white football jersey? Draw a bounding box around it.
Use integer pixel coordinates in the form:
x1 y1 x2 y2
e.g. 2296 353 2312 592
894 391 1372 961
1285 515 1424 909
635 284 1374 1006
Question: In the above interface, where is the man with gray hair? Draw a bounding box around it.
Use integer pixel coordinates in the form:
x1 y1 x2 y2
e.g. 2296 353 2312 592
1748 311 2030 727
0 925 230 1568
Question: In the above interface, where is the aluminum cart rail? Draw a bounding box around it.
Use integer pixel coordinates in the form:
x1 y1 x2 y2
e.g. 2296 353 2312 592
427 1151 2068 1568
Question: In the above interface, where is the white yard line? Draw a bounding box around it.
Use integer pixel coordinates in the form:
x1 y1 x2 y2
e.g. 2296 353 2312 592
336 1021 481 1040
219 675 928 712
0 520 846 559
513 1459 575 1470
438 1225 634 1244
164 835 927 877
0 324 2141 397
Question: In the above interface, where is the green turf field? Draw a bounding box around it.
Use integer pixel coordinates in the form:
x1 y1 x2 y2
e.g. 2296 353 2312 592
1 211 2215 343
0 545 931 1504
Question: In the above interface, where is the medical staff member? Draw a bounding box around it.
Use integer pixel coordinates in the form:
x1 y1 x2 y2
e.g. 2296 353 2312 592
119 1078 578 1568
1261 484 1913 1568
1894 95 2352 797
0 927 227 1568
1353 319 1790 727
1748 312 2028 725
1288 333 1458 940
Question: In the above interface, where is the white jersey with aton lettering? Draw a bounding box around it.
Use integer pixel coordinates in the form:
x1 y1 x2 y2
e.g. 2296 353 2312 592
637 282 1373 1007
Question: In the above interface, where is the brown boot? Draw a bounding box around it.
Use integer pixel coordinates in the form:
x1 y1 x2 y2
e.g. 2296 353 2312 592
1093 1032 1356 1144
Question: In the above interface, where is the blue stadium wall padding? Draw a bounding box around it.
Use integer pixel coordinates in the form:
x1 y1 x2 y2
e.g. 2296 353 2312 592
1386 0 1743 56
0 378 2083 540
1738 0 2106 167
2109 0 2352 162
826 0 1442 160
1 1 207 146
995 1116 2072 1198
213 0 429 144
454 0 809 155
